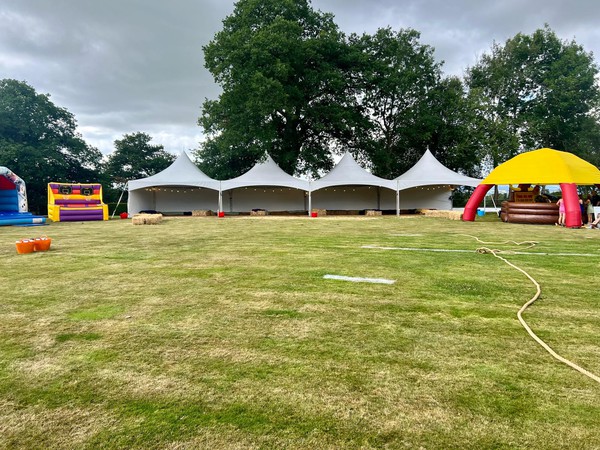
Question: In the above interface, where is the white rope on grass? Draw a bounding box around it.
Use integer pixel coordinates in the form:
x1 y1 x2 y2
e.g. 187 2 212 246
460 234 539 249
476 245 600 384
365 234 599 382
362 245 599 257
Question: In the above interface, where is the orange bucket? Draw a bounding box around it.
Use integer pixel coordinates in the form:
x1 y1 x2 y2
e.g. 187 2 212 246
34 237 52 252
15 239 35 254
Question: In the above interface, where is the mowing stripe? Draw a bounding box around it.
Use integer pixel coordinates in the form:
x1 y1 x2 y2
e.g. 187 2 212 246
323 274 395 284
362 245 599 257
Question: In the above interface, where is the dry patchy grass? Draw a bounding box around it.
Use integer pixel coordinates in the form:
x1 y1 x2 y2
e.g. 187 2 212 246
1 215 600 448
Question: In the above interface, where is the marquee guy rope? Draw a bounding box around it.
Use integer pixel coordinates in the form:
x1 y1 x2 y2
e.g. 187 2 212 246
465 235 600 384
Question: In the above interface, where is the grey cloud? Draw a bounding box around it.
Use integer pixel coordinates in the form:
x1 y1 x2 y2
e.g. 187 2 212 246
1 0 599 155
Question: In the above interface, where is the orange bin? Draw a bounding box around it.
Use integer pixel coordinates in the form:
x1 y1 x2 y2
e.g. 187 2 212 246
34 237 52 252
15 239 35 254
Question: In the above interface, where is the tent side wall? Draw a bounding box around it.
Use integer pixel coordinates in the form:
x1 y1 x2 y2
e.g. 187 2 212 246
226 188 307 212
390 186 453 210
321 185 452 211
312 186 381 210
128 189 155 214
155 188 219 212
128 187 219 214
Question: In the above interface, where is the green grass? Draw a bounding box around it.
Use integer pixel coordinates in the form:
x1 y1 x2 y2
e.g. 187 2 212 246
1 214 600 449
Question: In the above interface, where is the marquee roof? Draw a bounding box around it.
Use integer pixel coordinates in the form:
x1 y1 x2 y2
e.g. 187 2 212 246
220 154 309 191
127 149 488 195
395 150 481 189
310 152 396 191
482 148 600 185
127 152 220 191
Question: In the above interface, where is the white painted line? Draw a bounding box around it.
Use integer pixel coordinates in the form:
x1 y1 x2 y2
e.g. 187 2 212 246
363 245 472 253
323 274 395 284
362 245 599 257
389 233 423 237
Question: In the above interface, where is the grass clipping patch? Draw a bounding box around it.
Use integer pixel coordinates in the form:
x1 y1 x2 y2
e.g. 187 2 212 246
132 213 163 225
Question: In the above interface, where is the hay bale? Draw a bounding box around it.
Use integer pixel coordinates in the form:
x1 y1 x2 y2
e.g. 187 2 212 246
312 209 327 216
365 210 382 216
132 213 163 225
419 209 462 220
192 210 212 216
250 210 268 216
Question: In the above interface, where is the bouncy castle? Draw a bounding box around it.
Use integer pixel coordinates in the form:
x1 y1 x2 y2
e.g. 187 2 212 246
47 182 108 222
0 167 46 226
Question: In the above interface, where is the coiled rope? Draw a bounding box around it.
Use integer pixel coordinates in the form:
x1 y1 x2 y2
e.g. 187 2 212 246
463 235 600 384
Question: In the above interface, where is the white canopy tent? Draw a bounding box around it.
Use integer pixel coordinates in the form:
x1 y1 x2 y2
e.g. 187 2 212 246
220 155 309 213
393 150 482 210
126 149 483 215
310 152 398 214
127 152 221 214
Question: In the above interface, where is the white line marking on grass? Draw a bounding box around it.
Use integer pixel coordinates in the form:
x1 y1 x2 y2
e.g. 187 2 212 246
363 245 472 253
389 233 423 237
323 274 396 284
362 245 599 257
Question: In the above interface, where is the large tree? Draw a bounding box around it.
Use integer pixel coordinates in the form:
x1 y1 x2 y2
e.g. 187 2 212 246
196 0 362 179
0 79 102 214
352 28 475 178
466 25 600 168
104 132 175 189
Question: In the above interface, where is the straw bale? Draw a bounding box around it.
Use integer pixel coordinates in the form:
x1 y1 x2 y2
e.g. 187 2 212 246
132 214 163 225
192 210 212 216
312 209 327 216
419 209 463 220
250 210 268 216
365 210 382 216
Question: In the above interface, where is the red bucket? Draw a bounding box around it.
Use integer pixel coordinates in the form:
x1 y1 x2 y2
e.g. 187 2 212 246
311 212 318 217
218 211 225 218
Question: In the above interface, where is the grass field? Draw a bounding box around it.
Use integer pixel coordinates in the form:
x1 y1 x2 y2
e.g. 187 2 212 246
1 214 600 449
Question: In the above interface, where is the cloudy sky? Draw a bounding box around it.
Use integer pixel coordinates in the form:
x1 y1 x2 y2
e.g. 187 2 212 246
1 0 600 156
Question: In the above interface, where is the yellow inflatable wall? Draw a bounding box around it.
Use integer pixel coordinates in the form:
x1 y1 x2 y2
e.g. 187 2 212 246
47 182 108 222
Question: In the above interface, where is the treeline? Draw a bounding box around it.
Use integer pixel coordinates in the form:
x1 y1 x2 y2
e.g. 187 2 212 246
0 79 175 213
196 0 600 180
1 0 600 214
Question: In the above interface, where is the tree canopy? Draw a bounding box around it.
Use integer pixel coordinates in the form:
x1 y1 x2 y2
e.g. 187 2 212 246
0 79 102 214
351 28 477 178
467 25 600 169
104 132 175 189
198 5 600 179
196 0 363 179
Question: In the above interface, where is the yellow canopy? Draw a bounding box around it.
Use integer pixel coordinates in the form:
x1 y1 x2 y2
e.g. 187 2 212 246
482 148 600 185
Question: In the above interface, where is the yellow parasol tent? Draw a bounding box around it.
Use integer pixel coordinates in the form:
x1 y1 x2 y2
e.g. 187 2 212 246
464 148 600 227
482 148 600 185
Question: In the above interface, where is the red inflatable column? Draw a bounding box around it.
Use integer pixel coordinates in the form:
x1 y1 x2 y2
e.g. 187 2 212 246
560 183 582 228
463 184 493 221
